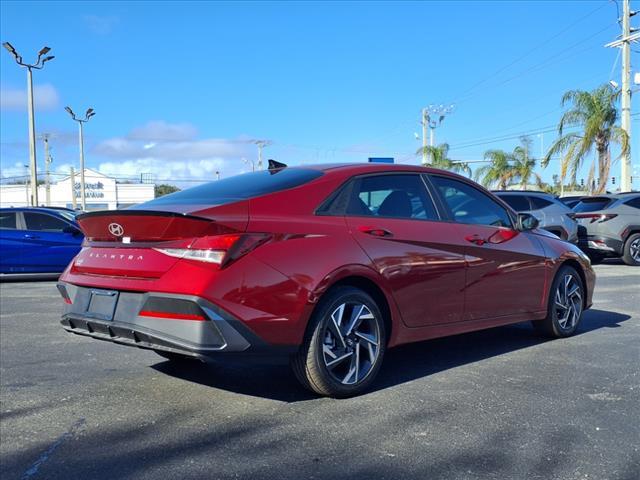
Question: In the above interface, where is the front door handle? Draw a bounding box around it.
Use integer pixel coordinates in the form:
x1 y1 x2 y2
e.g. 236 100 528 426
465 234 487 245
359 226 393 238
23 234 40 240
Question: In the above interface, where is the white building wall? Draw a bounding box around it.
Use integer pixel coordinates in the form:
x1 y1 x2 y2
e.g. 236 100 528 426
0 169 155 210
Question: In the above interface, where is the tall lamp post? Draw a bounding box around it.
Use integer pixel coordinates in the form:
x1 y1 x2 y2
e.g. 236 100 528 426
65 107 96 210
421 104 454 165
253 140 272 170
2 42 55 206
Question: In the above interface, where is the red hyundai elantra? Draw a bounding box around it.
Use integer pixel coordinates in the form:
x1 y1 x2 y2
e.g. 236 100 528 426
58 163 595 397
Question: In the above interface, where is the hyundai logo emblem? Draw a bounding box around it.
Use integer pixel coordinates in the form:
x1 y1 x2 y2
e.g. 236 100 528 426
108 223 124 237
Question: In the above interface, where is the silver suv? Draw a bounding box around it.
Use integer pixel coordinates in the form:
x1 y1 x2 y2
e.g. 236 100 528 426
573 193 640 266
493 191 578 243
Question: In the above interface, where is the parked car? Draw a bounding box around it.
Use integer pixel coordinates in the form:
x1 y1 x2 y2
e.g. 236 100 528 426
0 207 83 276
573 192 640 266
58 164 595 397
493 191 578 243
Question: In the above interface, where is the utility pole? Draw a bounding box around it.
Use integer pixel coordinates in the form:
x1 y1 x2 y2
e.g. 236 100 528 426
420 104 454 165
253 140 272 170
606 0 637 192
70 167 77 210
421 108 428 165
41 134 53 206
65 107 96 210
2 43 55 206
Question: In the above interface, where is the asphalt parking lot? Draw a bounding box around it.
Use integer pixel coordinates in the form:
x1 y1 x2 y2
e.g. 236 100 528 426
1 262 638 480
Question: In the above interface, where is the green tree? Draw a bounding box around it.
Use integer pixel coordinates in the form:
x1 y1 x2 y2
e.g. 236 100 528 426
154 184 180 198
542 83 629 194
511 136 542 189
475 149 514 189
416 143 471 176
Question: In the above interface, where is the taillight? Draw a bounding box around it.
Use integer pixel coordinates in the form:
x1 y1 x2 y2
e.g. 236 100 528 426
573 213 618 223
153 233 270 267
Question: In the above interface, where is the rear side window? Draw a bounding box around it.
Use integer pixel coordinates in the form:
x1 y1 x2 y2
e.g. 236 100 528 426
346 174 437 220
431 176 512 227
499 195 530 212
24 212 69 232
624 197 640 209
0 212 17 229
138 168 324 207
574 198 612 212
529 196 553 210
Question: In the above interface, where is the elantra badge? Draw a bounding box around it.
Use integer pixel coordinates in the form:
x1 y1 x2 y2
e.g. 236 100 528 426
108 223 124 237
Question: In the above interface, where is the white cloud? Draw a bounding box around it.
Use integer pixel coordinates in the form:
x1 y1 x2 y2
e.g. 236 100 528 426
0 83 60 111
84 14 119 35
128 121 198 142
91 121 254 184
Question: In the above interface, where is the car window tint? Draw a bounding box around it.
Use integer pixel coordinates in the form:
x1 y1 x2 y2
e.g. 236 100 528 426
625 197 640 209
347 174 437 220
499 195 530 212
529 196 553 210
431 176 512 227
138 168 323 207
0 212 17 229
574 198 612 212
24 212 68 232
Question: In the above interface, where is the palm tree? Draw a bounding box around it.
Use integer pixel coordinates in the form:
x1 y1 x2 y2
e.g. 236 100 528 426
475 149 514 189
511 136 542 189
542 83 629 194
416 143 471 176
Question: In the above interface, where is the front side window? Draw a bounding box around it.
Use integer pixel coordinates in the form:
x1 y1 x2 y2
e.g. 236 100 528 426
23 212 69 232
346 174 437 220
431 176 512 227
0 212 17 230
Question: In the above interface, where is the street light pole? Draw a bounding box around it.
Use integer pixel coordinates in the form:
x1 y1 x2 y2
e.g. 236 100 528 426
65 107 96 210
2 42 55 206
420 104 454 166
253 140 272 170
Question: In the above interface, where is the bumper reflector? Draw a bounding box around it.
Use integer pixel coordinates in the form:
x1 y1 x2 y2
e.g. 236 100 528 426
138 310 206 321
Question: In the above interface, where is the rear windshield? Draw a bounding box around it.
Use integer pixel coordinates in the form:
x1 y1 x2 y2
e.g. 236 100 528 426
498 195 530 212
137 168 324 207
573 197 612 212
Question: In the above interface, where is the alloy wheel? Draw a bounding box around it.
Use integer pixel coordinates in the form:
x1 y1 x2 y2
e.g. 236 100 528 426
630 238 640 262
322 302 381 385
553 274 583 330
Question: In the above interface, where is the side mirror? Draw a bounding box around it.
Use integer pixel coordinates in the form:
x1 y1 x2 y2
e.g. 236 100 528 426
63 225 81 236
517 213 539 231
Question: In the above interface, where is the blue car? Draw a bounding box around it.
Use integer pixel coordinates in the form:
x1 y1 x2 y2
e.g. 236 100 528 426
0 207 84 276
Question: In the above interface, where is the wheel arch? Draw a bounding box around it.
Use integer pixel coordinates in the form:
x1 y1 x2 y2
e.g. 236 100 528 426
310 266 404 348
559 258 589 309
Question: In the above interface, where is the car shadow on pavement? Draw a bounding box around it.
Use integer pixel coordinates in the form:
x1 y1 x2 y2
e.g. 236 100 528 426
152 308 631 402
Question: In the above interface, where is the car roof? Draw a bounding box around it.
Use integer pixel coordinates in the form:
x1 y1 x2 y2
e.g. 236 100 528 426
301 162 444 174
492 190 556 198
0 207 77 215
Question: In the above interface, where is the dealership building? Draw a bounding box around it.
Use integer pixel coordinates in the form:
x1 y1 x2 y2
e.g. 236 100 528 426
0 169 155 211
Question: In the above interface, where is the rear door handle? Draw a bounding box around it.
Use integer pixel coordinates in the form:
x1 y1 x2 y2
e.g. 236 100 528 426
23 234 40 240
465 234 487 245
358 226 393 238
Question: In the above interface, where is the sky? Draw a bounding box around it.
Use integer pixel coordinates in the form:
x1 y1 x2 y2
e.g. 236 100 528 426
0 0 638 190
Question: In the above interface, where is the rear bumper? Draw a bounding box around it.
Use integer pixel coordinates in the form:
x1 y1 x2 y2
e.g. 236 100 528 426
59 283 296 360
577 234 623 256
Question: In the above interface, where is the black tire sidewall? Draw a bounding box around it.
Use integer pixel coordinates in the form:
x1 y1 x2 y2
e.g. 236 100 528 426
623 234 640 266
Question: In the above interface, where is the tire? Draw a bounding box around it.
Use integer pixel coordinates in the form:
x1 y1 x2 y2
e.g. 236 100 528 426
291 286 387 398
532 265 585 338
622 233 640 266
587 252 604 265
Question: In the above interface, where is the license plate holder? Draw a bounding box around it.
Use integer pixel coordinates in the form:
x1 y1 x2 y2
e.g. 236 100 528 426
86 289 119 321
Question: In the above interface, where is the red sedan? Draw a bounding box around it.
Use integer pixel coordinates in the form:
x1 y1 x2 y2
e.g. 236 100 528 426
58 163 595 397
